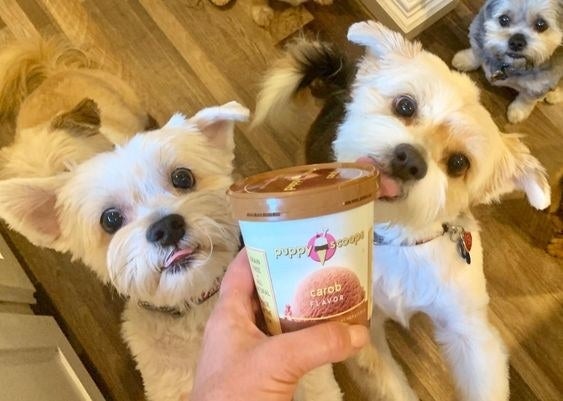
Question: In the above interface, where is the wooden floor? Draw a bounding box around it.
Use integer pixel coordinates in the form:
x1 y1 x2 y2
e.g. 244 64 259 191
0 0 561 400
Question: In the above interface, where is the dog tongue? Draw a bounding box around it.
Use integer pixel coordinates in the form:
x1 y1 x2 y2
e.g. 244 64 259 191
355 157 401 198
165 248 194 268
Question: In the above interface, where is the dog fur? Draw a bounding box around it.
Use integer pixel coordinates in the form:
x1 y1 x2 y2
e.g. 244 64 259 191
0 38 155 179
255 21 551 401
0 102 249 401
452 0 562 123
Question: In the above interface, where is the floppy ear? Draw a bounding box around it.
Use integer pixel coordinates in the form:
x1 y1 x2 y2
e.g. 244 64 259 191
347 20 422 59
51 98 101 137
188 101 249 152
481 134 550 209
0 175 68 248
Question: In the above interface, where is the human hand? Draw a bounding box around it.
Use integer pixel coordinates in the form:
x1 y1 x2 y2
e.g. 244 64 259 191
191 248 369 401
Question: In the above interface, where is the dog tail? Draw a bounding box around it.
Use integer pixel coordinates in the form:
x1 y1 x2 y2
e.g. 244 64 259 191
253 38 352 127
0 37 92 120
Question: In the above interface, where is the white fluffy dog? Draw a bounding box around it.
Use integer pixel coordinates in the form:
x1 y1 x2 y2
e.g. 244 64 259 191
0 38 155 179
452 0 562 123
0 102 248 401
254 21 551 401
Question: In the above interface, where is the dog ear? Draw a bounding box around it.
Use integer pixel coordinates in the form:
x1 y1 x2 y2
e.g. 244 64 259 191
480 134 550 209
51 98 101 137
188 101 249 151
347 21 422 59
0 175 67 249
485 0 501 18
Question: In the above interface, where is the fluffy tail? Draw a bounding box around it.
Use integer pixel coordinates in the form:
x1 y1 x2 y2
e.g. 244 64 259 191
253 38 352 127
0 37 92 119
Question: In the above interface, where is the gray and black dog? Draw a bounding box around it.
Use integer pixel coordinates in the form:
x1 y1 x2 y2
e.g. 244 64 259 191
453 0 562 123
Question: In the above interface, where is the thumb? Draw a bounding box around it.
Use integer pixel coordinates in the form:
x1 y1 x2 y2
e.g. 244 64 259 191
260 322 369 381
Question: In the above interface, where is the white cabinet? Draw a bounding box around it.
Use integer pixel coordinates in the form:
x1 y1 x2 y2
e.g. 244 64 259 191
358 0 459 38
0 233 106 401
0 313 106 401
0 232 35 306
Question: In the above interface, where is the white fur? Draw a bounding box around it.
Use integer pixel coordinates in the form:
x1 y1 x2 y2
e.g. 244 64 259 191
164 113 189 129
255 21 551 401
0 102 249 401
253 66 305 127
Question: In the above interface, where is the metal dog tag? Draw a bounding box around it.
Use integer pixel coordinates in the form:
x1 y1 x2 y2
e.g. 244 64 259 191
491 63 511 82
447 225 472 265
457 235 471 265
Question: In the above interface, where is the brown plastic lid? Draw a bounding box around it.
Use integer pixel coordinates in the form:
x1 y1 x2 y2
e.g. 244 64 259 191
228 163 379 221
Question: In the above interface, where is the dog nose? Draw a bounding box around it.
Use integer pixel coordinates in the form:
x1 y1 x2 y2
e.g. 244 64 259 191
508 33 527 52
391 144 427 181
146 214 186 247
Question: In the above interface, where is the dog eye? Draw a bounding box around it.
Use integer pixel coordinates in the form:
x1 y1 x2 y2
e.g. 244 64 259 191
393 95 417 118
498 15 510 27
100 208 124 234
447 153 470 177
171 167 196 189
534 18 548 33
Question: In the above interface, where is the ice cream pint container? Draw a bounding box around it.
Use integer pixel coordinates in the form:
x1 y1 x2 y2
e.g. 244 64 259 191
228 163 377 335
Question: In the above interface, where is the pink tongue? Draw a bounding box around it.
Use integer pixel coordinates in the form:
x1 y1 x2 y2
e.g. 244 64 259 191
165 248 194 268
355 157 402 198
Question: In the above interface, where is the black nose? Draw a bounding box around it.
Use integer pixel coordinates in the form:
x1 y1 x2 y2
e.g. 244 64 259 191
391 144 427 181
146 214 186 247
508 33 527 52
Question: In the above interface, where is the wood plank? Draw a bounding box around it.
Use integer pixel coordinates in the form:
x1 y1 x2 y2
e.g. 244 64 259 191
0 0 40 38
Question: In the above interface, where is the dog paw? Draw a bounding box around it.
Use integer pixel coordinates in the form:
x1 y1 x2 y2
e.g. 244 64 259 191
252 5 274 27
452 49 480 71
507 101 533 123
545 88 562 104
314 0 334 5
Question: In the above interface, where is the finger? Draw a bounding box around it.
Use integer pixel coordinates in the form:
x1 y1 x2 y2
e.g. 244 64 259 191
219 248 255 298
260 323 369 381
216 248 257 319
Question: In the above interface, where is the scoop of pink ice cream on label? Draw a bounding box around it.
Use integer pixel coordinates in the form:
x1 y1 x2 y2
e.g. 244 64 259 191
292 267 365 318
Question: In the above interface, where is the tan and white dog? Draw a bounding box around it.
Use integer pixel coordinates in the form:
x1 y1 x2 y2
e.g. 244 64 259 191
0 102 249 401
254 21 550 401
0 38 155 179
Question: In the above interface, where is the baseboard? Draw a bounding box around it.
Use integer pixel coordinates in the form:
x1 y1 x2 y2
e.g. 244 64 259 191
358 0 459 39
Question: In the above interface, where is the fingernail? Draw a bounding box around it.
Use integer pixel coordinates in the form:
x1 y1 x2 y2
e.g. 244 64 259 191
348 325 369 348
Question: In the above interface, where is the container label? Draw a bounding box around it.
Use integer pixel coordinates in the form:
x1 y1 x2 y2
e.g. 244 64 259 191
246 247 282 334
240 203 373 334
